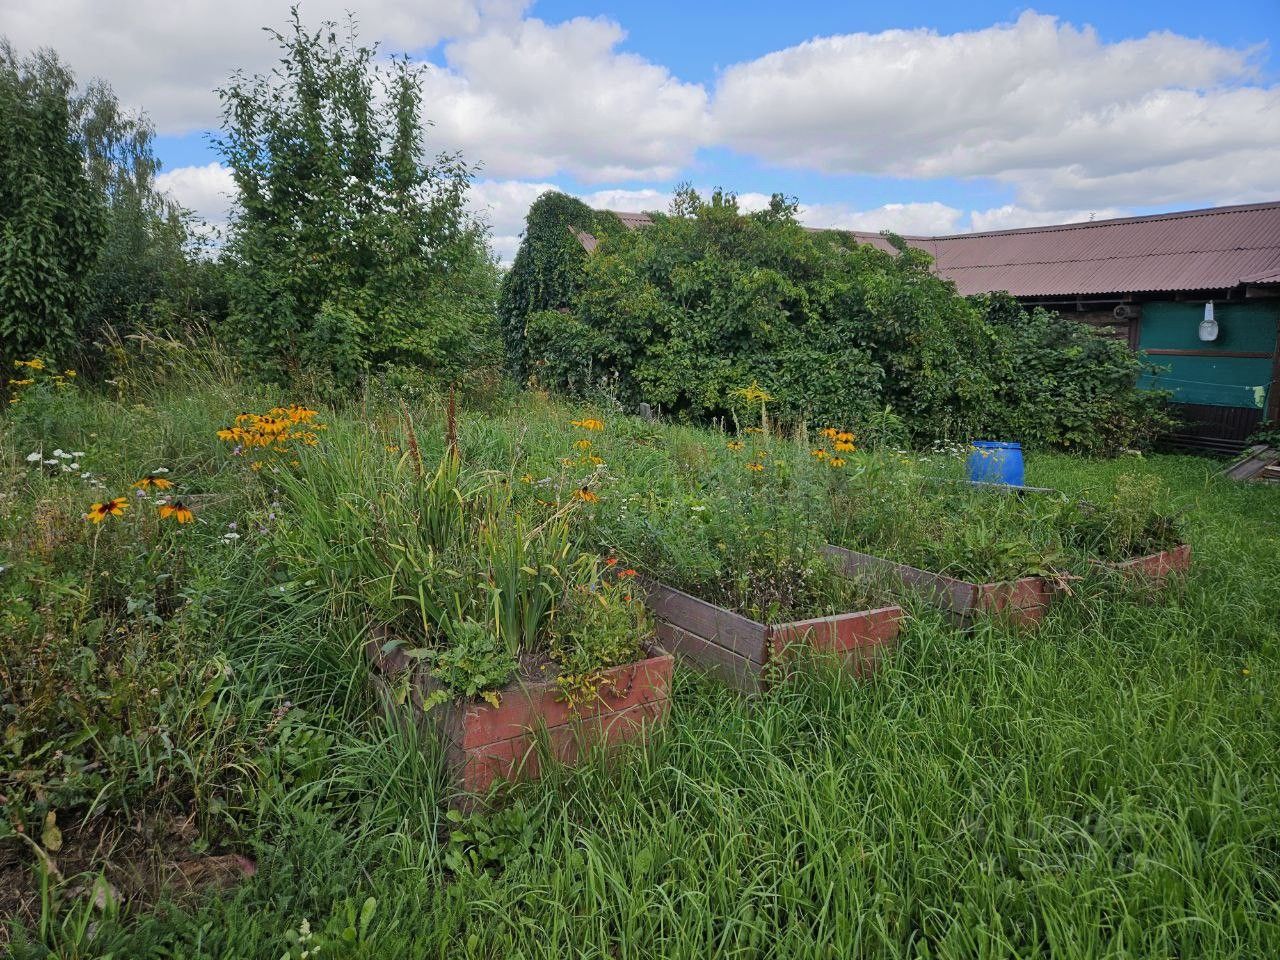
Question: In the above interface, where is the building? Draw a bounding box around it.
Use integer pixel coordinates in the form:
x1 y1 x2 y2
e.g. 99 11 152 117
586 201 1280 452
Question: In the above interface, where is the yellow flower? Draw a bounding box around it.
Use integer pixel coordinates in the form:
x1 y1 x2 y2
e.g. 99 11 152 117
727 440 745 451
8 378 34 387
746 462 765 472
836 431 855 443
159 500 194 523
588 455 604 465
250 461 263 471
64 369 76 378
820 427 838 440
385 445 400 453
574 487 600 503
810 448 828 460
133 475 175 490
834 440 855 452
520 473 534 484
828 457 846 468
15 358 45 370
570 418 604 431
87 497 128 523
574 438 592 450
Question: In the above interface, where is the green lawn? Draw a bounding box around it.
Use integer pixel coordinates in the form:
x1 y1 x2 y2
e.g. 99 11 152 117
3 366 1278 959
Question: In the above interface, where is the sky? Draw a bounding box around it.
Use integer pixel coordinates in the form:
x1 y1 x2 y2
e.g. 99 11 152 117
4 0 1279 261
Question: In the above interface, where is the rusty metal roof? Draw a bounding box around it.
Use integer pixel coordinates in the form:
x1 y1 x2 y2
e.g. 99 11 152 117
593 201 1280 298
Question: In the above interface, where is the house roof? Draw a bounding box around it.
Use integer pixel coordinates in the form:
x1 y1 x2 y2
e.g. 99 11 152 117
591 201 1280 299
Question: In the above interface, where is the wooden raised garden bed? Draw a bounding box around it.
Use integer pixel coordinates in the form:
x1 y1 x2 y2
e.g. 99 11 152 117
364 633 673 797
1095 543 1191 586
636 576 903 694
821 544 1050 628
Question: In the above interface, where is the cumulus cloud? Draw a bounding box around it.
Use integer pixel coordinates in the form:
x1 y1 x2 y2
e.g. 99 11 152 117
155 161 238 238
423 17 707 182
710 11 1280 209
1 0 526 133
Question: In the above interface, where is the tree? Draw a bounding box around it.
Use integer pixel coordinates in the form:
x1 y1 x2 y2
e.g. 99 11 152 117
0 41 103 364
215 9 498 389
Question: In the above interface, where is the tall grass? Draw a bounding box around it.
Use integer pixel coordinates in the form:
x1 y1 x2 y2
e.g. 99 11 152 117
5 366 1279 958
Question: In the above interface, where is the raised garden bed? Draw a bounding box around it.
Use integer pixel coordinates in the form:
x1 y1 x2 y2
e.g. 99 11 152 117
821 544 1050 628
1094 543 1191 586
636 575 903 694
365 633 673 797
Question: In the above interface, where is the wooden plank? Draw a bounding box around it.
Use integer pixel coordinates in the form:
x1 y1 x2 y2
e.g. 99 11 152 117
1225 446 1279 481
655 621 762 694
1144 348 1273 359
635 576 767 661
822 544 977 614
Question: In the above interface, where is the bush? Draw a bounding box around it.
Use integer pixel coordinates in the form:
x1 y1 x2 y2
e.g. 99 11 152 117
500 189 1170 453
498 192 625 382
216 12 498 391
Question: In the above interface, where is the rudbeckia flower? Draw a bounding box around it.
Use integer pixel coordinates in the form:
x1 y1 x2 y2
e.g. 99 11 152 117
570 418 604 431
159 501 195 523
746 462 765 472
574 439 592 450
87 497 128 523
829 457 847 468
134 474 175 490
574 487 600 503
834 440 855 452
727 440 745 451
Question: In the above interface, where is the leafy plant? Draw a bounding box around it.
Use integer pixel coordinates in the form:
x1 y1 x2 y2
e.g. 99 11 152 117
215 10 498 390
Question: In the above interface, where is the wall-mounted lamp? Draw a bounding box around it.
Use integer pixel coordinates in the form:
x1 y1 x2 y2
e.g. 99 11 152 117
1198 301 1219 342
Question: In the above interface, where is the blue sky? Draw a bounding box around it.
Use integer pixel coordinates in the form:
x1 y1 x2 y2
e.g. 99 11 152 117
6 0 1278 257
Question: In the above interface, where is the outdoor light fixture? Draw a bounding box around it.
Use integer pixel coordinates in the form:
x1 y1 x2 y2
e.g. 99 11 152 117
1199 301 1219 342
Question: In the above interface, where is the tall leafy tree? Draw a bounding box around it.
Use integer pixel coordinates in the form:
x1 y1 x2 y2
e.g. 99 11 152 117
216 9 498 389
0 41 103 364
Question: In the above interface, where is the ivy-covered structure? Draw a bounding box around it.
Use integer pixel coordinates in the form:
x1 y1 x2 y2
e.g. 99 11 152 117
564 200 1280 453
499 190 1171 455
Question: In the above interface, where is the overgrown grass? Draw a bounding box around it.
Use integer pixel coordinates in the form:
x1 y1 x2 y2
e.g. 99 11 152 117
3 355 1278 958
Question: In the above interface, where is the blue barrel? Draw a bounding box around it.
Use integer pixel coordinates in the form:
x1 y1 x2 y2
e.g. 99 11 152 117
967 440 1025 487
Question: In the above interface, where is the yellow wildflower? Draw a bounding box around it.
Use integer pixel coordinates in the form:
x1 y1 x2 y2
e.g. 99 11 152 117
87 497 128 523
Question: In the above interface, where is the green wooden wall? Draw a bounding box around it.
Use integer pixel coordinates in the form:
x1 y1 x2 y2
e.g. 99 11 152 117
1137 301 1278 409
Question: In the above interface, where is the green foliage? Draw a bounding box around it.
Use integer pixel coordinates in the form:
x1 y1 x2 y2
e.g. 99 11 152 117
0 41 220 371
215 11 498 390
503 190 1169 453
273 424 647 702
1057 473 1185 562
975 292 1176 453
0 42 103 365
1247 420 1280 449
498 192 625 382
421 621 519 707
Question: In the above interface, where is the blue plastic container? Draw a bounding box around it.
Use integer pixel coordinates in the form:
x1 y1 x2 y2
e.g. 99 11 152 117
966 440 1025 487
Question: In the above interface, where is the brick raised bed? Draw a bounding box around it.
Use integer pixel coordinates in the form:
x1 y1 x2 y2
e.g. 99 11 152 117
635 575 903 694
822 544 1050 628
1095 543 1191 586
365 634 672 797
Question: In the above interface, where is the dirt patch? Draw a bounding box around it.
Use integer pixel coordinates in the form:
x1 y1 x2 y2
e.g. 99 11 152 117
0 807 254 949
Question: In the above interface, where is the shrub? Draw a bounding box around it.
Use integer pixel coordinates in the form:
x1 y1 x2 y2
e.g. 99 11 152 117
500 190 1169 453
216 12 498 390
0 42 103 366
498 192 625 382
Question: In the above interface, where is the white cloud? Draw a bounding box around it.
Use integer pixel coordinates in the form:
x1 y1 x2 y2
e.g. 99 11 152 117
966 205 1129 233
710 11 1280 209
155 161 237 237
423 17 707 181
1 0 526 133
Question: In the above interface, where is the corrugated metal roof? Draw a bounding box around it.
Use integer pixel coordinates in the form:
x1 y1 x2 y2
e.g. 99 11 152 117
592 201 1280 298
